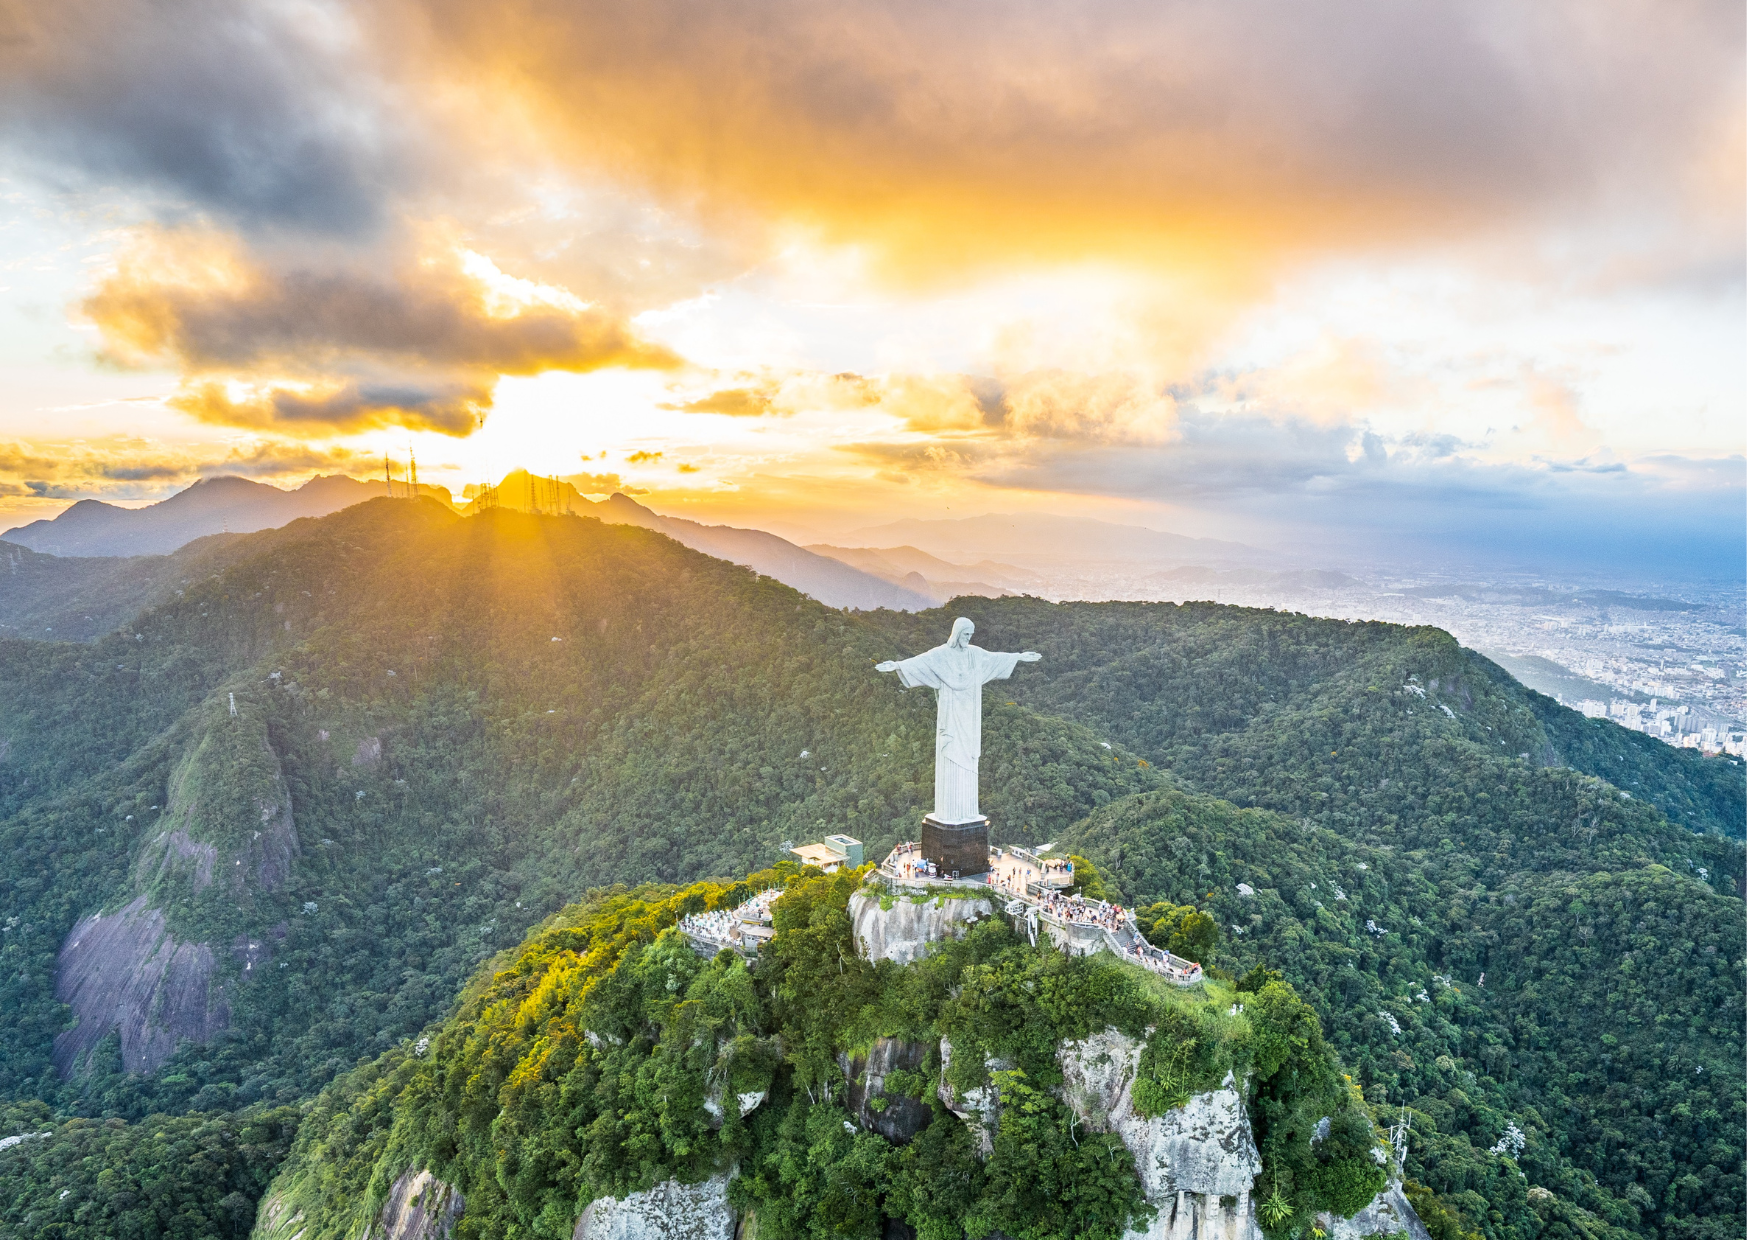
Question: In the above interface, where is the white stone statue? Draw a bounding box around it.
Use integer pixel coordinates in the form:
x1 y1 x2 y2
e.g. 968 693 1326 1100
876 617 1041 824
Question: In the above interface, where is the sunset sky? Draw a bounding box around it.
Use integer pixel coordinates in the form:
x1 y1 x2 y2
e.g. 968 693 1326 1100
1 0 1742 572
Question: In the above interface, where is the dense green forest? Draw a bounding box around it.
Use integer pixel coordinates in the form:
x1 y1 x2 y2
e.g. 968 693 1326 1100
1058 791 1744 1240
0 498 1739 1239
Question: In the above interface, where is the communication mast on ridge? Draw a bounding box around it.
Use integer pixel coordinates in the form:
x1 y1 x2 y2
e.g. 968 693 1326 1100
410 452 419 499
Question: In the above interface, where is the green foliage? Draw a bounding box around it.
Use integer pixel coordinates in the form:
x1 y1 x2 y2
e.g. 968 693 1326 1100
1067 854 1109 900
1062 788 1745 1240
0 1099 297 1239
1236 965 1283 993
257 867 1316 1240
1130 1000 1233 1115
735 1097 894 1240
968 1068 1151 1240
1139 901 1220 962
883 1099 987 1240
1402 1180 1482 1240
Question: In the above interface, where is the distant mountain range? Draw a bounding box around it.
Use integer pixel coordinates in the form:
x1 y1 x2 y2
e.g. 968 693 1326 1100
804 542 1040 605
474 472 936 610
590 493 934 612
0 475 443 557
2 471 935 615
838 512 1263 568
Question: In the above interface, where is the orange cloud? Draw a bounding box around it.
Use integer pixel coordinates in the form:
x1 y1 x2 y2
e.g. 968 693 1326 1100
0 434 371 503
402 0 1741 289
81 227 683 436
662 388 775 417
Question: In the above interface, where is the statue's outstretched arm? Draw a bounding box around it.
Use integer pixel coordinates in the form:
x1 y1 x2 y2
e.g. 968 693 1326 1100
875 660 900 672
1017 651 1042 662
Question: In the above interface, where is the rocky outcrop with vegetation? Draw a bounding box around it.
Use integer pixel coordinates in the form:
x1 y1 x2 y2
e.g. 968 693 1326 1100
51 701 299 1076
244 865 1401 1240
848 887 993 964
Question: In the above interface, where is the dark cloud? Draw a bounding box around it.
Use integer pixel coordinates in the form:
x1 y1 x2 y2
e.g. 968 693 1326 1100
79 228 681 435
85 234 678 376
168 377 491 437
0 0 410 235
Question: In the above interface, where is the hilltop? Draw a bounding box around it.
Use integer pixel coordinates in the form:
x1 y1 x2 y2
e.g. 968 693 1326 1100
193 866 1388 1240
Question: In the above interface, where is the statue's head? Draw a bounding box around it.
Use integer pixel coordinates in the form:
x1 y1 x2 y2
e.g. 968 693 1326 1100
949 617 975 648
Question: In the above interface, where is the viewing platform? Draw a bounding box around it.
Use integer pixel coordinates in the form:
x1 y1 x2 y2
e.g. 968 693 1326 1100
677 886 783 958
875 842 1203 985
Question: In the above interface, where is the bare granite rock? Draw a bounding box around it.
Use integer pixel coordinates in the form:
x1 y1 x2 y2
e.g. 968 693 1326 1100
850 890 992 965
573 1174 734 1240
840 1037 933 1143
54 708 303 1077
936 1036 1006 1156
1320 1182 1433 1240
1058 1027 1262 1199
52 895 226 1075
364 1168 465 1240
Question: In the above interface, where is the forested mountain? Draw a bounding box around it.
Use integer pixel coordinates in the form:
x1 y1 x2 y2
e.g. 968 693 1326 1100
0 497 1739 1240
1058 792 1743 1240
594 493 935 611
0 535 250 642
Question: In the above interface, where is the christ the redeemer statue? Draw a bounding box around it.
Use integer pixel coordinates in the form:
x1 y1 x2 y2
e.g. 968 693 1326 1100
877 618 1041 839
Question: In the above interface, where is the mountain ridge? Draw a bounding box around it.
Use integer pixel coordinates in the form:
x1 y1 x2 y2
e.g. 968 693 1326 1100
0 474 427 558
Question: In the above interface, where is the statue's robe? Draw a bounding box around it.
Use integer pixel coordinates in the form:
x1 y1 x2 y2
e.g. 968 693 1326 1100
887 641 1025 823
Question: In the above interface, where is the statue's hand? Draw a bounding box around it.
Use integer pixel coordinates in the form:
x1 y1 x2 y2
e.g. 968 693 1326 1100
1018 651 1043 662
875 661 900 673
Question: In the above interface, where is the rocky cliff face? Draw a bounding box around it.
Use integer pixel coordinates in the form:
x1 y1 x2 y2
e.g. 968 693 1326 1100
368 1168 466 1240
935 1036 1006 1156
52 896 226 1075
1057 1027 1263 1240
572 1173 734 1240
840 1037 933 1143
53 700 301 1077
1054 1027 1426 1240
1058 1028 1262 1199
1321 1182 1433 1240
849 890 992 964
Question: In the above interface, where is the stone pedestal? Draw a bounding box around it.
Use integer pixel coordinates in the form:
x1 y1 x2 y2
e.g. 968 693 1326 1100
922 815 989 877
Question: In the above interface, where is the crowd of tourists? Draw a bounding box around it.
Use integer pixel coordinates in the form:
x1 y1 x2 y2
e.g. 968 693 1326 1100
882 841 940 880
678 888 782 949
